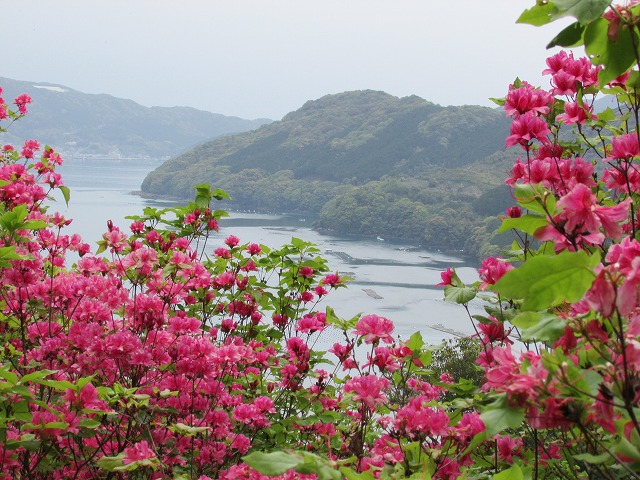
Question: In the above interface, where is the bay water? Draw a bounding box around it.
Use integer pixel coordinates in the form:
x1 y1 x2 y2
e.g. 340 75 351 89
53 157 481 346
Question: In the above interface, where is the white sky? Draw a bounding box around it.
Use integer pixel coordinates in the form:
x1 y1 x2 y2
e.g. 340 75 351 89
1 0 573 120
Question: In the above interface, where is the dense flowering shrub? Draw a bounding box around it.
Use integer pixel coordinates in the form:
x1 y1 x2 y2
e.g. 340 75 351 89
4 2 640 479
0 84 495 479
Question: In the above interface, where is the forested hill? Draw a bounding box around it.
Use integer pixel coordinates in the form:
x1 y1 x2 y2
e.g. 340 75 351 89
0 77 271 158
142 90 518 259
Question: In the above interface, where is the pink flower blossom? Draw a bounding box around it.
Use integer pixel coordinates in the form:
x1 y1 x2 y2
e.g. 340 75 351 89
21 139 40 159
477 257 513 291
557 102 596 125
551 70 578 96
329 342 353 362
321 273 341 286
542 50 572 76
246 243 261 255
606 133 640 161
298 266 314 277
122 440 156 465
504 82 552 117
344 375 389 409
436 267 454 287
225 235 240 247
505 206 522 218
496 435 523 464
354 314 394 344
505 111 551 149
13 93 31 114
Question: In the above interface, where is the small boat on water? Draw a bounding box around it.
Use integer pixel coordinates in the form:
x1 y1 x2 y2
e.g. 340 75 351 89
376 236 384 241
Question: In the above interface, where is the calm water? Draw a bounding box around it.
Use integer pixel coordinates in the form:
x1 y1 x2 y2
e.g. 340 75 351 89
52 157 481 345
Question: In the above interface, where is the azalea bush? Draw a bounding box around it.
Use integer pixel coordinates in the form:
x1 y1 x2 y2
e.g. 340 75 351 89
251 1 640 478
438 1 640 479
0 81 494 478
3 1 640 479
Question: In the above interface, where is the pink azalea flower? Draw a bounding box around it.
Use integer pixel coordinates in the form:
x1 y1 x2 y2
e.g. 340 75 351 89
603 164 640 194
606 133 640 161
496 435 523 464
246 243 261 255
542 50 571 76
505 111 551 149
557 102 596 125
354 314 395 344
436 267 454 287
477 257 513 291
224 235 240 247
505 206 522 218
329 342 353 362
298 266 314 277
13 93 31 114
122 440 156 465
21 139 40 159
551 70 578 96
560 184 630 239
344 375 389 409
504 82 552 118
321 273 341 286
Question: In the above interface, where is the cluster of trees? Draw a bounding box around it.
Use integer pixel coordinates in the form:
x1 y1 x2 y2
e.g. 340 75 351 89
141 94 517 259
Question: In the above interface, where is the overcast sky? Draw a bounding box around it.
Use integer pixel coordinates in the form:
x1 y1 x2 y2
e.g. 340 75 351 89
1 1 573 120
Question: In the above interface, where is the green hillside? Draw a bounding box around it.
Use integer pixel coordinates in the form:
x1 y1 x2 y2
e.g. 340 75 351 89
1 77 270 158
141 90 518 258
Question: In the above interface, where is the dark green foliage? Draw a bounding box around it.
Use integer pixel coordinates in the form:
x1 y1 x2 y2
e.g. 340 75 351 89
142 90 520 260
430 337 484 387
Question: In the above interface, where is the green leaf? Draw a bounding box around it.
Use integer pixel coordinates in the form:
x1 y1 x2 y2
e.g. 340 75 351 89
547 21 586 48
513 184 555 216
59 185 71 206
492 464 524 480
585 18 638 85
406 331 424 352
516 313 566 342
340 466 376 480
243 451 303 476
511 311 548 329
553 0 610 23
0 368 18 385
211 188 231 201
499 214 549 235
517 2 558 26
79 418 102 429
493 250 600 311
168 422 210 436
595 106 616 123
0 246 25 267
96 454 125 472
480 396 525 437
444 284 476 304
193 184 212 208
612 437 640 462
573 452 613 464
19 369 58 384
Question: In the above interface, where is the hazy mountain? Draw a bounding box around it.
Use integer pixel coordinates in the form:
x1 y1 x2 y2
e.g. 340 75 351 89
141 90 516 258
0 77 271 158
142 90 512 196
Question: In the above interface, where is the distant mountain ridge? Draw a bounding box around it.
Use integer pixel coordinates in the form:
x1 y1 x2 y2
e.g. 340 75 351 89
141 90 517 259
0 77 271 158
142 90 512 195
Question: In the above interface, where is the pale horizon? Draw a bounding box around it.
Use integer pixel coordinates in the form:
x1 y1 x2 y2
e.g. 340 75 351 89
1 0 572 120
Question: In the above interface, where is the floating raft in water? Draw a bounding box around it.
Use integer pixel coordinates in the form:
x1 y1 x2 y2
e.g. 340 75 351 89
429 323 469 338
362 288 383 299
